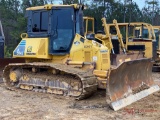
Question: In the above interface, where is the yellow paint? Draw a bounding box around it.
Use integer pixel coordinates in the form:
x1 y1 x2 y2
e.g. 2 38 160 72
9 72 17 82
70 34 110 70
125 58 131 62
26 4 81 11
93 70 108 77
107 21 154 58
83 17 95 36
13 38 52 59
126 41 152 58
13 33 110 72
68 61 83 65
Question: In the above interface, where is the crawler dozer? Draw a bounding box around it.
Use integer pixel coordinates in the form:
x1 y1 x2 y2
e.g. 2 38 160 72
3 4 160 111
83 17 153 65
105 20 159 70
144 25 160 71
107 20 156 59
121 23 160 72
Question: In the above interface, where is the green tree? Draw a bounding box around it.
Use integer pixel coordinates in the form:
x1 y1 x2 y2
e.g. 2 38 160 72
142 0 160 25
0 0 26 55
63 0 79 4
84 0 142 30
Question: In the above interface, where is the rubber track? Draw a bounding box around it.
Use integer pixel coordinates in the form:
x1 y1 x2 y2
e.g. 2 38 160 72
3 63 97 100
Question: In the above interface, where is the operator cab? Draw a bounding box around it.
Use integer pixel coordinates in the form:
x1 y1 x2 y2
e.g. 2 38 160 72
25 5 84 55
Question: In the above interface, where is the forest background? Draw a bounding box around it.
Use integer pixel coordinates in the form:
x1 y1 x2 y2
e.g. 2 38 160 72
0 0 159 56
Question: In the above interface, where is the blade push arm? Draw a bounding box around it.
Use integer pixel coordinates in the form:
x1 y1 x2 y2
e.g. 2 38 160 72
113 19 126 54
101 18 115 54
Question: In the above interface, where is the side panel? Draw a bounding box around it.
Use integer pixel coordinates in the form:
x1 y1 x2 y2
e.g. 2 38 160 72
13 38 51 59
70 34 110 70
127 41 153 58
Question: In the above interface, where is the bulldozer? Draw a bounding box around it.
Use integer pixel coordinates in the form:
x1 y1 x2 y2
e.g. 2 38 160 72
99 18 160 72
118 23 160 71
3 4 160 111
83 17 153 64
146 25 160 71
107 20 156 59
153 26 160 51
153 26 160 59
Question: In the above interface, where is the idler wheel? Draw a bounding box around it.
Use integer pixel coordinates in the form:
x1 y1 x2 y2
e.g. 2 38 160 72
9 69 21 82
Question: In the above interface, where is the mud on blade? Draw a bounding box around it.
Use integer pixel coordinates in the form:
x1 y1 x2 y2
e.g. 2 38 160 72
107 58 160 111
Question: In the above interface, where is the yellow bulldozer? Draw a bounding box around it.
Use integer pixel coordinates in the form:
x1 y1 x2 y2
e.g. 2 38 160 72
153 26 160 59
144 25 160 71
3 4 160 111
83 17 153 64
100 18 160 72
107 20 155 59
117 22 160 72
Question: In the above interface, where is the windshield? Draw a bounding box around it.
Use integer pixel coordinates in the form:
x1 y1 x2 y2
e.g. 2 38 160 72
142 29 149 38
49 8 74 54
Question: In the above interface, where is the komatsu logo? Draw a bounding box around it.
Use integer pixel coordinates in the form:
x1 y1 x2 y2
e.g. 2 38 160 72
27 46 32 52
26 46 36 55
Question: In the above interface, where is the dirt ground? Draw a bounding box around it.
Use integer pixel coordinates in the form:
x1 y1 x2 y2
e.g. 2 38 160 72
0 73 159 120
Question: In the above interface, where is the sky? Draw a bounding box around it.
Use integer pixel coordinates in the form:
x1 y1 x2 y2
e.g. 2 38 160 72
53 0 146 9
134 0 145 9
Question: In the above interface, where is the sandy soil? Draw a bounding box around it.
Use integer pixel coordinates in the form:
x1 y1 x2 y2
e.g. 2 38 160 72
0 73 159 120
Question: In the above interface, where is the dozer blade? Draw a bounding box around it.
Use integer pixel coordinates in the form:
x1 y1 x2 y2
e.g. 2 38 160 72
107 58 160 111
